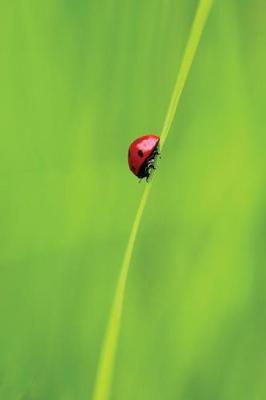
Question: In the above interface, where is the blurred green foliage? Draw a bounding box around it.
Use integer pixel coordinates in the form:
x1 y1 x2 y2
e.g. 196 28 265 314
0 0 265 399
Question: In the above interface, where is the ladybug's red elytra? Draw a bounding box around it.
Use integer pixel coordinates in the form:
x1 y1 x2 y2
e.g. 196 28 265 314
128 134 160 181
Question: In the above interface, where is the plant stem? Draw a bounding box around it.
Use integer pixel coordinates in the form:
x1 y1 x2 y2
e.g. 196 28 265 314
92 1 214 399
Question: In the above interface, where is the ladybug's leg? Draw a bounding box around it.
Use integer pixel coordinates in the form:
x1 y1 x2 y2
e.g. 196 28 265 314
146 171 152 182
154 150 161 159
146 164 155 173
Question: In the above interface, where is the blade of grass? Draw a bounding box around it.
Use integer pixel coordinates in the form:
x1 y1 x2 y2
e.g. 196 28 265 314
160 0 214 149
92 1 214 399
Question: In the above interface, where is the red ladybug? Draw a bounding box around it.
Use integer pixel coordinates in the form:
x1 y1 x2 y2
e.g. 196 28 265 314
128 134 160 181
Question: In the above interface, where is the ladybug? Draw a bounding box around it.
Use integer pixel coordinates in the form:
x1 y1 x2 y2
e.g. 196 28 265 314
128 134 160 181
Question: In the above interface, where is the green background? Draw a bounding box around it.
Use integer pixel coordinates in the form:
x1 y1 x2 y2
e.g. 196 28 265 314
0 0 265 399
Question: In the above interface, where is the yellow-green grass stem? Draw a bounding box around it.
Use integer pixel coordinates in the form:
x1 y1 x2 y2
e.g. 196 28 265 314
92 1 214 399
